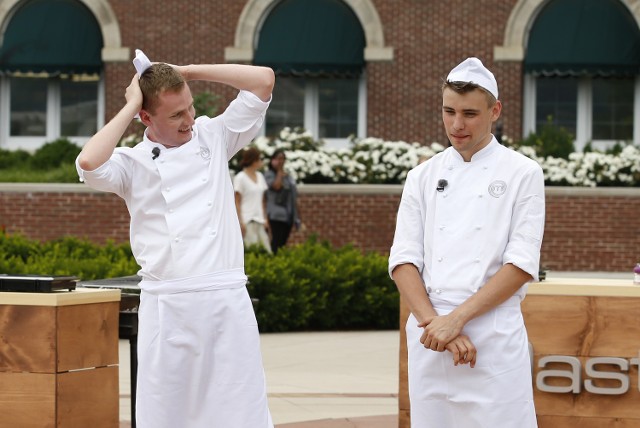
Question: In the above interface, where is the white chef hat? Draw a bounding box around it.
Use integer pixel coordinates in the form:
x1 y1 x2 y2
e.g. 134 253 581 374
133 49 152 76
446 57 498 100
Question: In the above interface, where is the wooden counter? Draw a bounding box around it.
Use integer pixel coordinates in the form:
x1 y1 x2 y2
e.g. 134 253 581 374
0 288 121 428
399 277 640 428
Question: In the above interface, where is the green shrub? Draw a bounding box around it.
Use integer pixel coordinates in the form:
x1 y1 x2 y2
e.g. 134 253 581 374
0 233 399 332
518 117 575 159
245 236 399 332
0 233 139 280
0 148 30 169
30 138 82 169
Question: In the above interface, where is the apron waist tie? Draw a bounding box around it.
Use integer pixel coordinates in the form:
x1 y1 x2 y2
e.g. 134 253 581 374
139 268 247 295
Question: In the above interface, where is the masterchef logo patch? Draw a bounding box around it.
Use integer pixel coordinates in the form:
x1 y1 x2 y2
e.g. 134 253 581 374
488 180 507 198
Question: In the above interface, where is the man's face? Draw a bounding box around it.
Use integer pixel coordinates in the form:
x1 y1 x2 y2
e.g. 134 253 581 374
442 87 501 162
142 84 196 148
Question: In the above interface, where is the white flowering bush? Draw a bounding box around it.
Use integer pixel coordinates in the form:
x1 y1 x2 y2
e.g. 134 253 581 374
514 144 640 187
122 127 640 187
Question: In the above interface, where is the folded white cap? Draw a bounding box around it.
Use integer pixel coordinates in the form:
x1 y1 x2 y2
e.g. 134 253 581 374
446 57 498 100
133 49 152 76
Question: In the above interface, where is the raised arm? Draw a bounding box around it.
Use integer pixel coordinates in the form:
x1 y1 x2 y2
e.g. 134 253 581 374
177 64 274 102
77 75 142 172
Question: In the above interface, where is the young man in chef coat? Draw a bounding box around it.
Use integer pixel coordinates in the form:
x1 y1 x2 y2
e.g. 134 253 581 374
389 57 544 427
76 51 275 428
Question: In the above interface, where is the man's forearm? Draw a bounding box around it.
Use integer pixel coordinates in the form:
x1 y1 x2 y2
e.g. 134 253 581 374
449 263 532 326
392 263 437 324
77 101 139 172
180 64 274 102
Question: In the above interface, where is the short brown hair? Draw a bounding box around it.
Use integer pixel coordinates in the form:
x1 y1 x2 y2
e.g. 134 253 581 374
240 147 261 168
442 80 497 107
139 63 186 113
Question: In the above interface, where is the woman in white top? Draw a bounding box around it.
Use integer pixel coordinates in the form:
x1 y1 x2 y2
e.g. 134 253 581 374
234 147 271 253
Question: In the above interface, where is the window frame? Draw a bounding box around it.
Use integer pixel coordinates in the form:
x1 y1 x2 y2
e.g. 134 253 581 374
0 73 104 151
264 72 367 149
523 74 640 151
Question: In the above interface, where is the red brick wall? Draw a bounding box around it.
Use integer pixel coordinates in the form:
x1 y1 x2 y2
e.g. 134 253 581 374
99 0 523 146
1 185 638 273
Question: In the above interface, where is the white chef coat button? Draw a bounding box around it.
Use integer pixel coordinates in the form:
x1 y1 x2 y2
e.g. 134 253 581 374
174 237 180 242
439 225 445 230
426 287 432 293
448 166 453 170
476 226 482 230
437 257 443 262
435 289 442 294
202 177 207 182
478 194 483 198
169 208 174 213
207 201 213 206
474 258 480 263
210 230 216 236
166 187 171 192
442 194 448 198
483 166 488 170
160 160 165 164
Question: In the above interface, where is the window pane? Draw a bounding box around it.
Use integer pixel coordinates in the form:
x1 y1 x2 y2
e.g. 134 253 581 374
10 77 47 136
266 77 304 137
61 77 98 136
318 78 358 138
535 77 577 136
592 78 634 141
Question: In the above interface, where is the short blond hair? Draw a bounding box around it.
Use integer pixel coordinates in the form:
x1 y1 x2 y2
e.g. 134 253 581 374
139 63 185 113
442 80 497 107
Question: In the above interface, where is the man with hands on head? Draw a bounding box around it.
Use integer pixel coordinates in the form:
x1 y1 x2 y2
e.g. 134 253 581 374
389 57 544 428
76 51 275 428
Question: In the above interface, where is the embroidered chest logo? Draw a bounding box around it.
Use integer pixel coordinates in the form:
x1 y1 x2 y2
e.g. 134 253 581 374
488 180 507 198
199 147 211 160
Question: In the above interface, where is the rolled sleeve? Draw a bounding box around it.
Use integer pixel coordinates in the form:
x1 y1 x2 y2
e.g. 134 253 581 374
504 167 545 281
388 172 425 279
221 90 271 134
75 153 128 198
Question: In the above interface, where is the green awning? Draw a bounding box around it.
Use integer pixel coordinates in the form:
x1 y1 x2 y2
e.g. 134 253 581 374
254 0 365 77
0 0 103 74
525 0 640 76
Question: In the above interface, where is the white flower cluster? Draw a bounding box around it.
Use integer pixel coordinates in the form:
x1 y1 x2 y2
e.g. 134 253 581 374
252 128 446 184
120 127 639 187
515 144 640 187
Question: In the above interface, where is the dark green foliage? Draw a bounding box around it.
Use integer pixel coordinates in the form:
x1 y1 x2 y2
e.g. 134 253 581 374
0 234 399 332
0 148 30 169
245 236 399 332
193 92 222 118
519 117 575 159
0 233 139 281
30 138 82 169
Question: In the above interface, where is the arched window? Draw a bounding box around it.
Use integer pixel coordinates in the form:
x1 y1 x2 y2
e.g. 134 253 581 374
523 0 640 149
253 0 367 146
0 0 104 151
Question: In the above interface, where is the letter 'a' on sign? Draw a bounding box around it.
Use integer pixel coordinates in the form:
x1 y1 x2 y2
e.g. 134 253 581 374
584 357 630 395
537 356 581 393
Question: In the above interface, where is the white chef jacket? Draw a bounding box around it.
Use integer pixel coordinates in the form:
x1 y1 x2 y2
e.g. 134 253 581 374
389 137 544 428
77 90 269 281
389 137 545 300
77 89 274 428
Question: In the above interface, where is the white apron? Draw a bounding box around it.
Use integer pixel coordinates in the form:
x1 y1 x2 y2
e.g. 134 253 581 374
136 268 273 428
406 294 537 428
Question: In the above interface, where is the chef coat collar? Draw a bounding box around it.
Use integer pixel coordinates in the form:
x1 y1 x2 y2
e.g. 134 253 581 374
142 126 197 151
449 135 499 164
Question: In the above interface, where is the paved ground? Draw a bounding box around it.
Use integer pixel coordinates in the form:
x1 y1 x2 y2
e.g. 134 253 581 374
119 330 399 427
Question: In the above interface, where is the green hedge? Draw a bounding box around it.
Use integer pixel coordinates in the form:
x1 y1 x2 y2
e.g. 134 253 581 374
0 233 399 332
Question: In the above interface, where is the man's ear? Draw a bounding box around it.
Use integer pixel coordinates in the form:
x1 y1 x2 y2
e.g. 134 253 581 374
139 109 152 126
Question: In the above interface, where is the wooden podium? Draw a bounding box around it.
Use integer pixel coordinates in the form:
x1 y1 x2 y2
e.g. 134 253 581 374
398 277 640 428
0 288 121 427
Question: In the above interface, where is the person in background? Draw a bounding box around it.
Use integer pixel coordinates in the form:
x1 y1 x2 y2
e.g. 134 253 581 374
389 57 544 427
76 49 275 428
264 149 301 253
234 147 271 253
